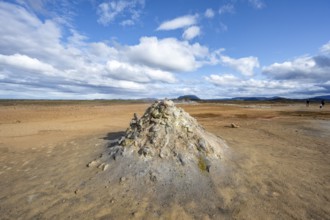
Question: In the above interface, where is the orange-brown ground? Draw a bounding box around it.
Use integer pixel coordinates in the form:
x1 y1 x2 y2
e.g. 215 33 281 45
0 101 329 219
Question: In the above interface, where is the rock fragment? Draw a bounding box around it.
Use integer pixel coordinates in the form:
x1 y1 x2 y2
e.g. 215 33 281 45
87 160 98 167
103 164 110 171
198 139 207 152
178 153 186 166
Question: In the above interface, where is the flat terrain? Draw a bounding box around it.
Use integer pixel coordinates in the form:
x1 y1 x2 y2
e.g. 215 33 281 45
0 101 329 219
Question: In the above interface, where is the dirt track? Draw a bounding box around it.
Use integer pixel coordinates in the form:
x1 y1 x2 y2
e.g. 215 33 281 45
0 101 329 219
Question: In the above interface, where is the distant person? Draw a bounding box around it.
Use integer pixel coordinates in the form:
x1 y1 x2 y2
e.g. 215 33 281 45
321 100 325 108
306 99 310 107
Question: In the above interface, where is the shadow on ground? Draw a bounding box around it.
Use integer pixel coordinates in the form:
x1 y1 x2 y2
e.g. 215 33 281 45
101 131 125 147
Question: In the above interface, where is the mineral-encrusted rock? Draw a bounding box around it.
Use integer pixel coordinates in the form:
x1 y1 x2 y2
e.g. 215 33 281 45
89 99 227 172
85 100 232 217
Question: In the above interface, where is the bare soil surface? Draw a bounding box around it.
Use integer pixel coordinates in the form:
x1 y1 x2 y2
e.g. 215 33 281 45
0 101 329 219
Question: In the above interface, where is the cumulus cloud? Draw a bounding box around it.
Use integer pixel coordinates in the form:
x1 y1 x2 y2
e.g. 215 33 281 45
97 0 145 26
204 8 215 18
220 55 260 76
182 26 201 40
205 41 330 98
0 2 62 55
0 2 230 99
206 74 292 89
0 2 87 76
157 15 197 31
5 1 309 100
0 2 181 98
320 41 330 54
105 60 176 83
126 37 209 72
205 74 326 98
0 54 59 76
262 55 330 82
219 4 235 15
205 74 240 86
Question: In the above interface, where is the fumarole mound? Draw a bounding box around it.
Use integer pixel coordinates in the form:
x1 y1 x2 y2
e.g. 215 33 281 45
88 100 228 172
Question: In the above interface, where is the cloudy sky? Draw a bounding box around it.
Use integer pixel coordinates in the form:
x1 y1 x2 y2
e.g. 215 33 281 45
0 0 330 99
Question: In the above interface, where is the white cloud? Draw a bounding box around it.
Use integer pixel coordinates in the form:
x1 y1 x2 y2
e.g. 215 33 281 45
6 1 325 100
262 41 330 87
88 42 119 62
97 1 125 24
204 8 215 18
205 74 325 98
97 0 145 26
16 0 47 13
219 4 235 15
157 15 197 31
0 2 62 53
126 37 209 72
105 60 176 83
320 41 330 54
67 29 88 47
248 0 266 9
207 43 330 98
205 74 240 86
220 55 260 76
182 26 201 40
262 55 330 82
0 2 177 98
0 54 59 76
206 74 290 89
0 2 79 71
15 0 76 27
120 19 134 26
1 2 231 99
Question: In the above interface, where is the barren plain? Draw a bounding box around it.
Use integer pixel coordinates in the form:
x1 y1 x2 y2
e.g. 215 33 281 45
0 101 329 219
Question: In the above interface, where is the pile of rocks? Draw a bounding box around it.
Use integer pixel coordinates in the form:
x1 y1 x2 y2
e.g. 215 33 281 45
89 99 227 172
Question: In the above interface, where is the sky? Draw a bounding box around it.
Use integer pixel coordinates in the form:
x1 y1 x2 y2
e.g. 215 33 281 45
0 0 330 99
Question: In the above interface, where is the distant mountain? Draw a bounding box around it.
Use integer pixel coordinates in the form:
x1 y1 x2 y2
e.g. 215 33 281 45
309 95 330 101
133 94 330 102
228 95 330 101
136 98 157 102
231 96 274 101
177 95 201 101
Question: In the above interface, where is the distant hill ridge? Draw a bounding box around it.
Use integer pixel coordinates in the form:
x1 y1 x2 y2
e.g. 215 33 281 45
177 95 201 101
230 95 330 101
176 95 330 101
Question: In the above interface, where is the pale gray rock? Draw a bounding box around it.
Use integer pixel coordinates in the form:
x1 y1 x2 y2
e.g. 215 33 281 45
88 100 227 174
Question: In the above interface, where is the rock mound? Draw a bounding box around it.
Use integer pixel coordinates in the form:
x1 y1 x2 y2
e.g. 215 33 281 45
86 100 231 215
89 100 227 172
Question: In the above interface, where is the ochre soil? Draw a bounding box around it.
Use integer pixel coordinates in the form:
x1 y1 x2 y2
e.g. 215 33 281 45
0 101 329 219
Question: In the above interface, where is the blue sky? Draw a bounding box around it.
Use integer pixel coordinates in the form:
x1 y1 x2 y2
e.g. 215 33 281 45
0 0 330 99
